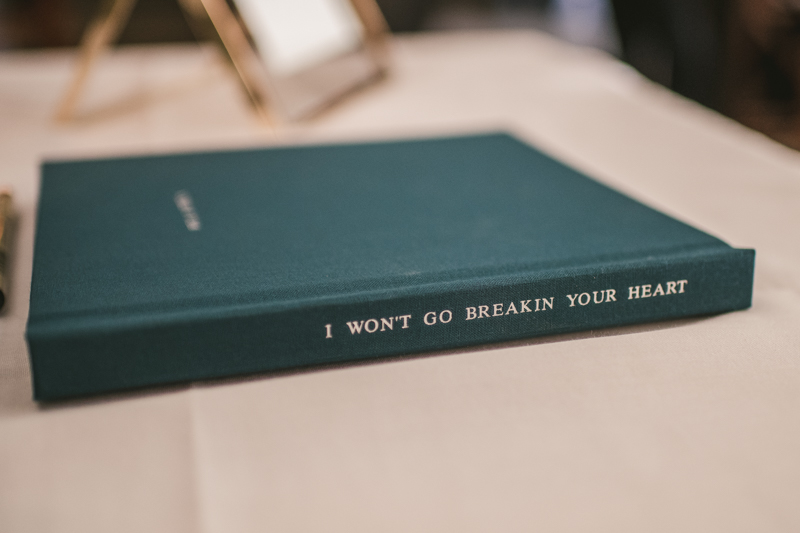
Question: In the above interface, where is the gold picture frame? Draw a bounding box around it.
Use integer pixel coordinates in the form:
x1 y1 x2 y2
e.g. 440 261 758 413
56 0 390 123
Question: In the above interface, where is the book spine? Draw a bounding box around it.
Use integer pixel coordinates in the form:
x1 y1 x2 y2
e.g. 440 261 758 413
28 248 754 401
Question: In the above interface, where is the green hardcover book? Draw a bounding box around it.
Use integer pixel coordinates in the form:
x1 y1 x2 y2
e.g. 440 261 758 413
27 133 754 401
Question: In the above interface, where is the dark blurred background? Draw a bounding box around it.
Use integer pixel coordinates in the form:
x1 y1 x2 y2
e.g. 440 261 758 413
2 0 800 150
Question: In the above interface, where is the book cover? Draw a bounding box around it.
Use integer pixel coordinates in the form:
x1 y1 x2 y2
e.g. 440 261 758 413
27 133 755 401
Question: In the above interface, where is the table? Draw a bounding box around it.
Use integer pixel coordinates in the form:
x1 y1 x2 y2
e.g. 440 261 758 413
2 31 800 532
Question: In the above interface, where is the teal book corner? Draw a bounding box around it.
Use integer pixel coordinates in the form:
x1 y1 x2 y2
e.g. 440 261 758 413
27 133 755 401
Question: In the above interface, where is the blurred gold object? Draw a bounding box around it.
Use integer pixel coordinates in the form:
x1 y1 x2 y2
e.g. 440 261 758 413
55 0 390 124
0 189 12 311
55 0 137 122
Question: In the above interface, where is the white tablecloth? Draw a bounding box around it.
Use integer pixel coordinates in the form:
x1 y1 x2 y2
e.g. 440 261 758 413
1 31 799 532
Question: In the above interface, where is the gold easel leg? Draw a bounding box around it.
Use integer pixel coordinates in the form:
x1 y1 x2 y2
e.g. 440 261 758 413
55 0 138 122
193 0 275 125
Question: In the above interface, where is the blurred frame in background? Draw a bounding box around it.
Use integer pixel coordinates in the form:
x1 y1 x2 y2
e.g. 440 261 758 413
2 0 800 149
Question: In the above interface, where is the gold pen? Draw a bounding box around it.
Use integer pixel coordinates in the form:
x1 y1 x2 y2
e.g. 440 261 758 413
0 189 12 311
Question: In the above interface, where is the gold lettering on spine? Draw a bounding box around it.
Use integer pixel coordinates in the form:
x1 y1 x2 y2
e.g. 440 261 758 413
629 280 687 300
